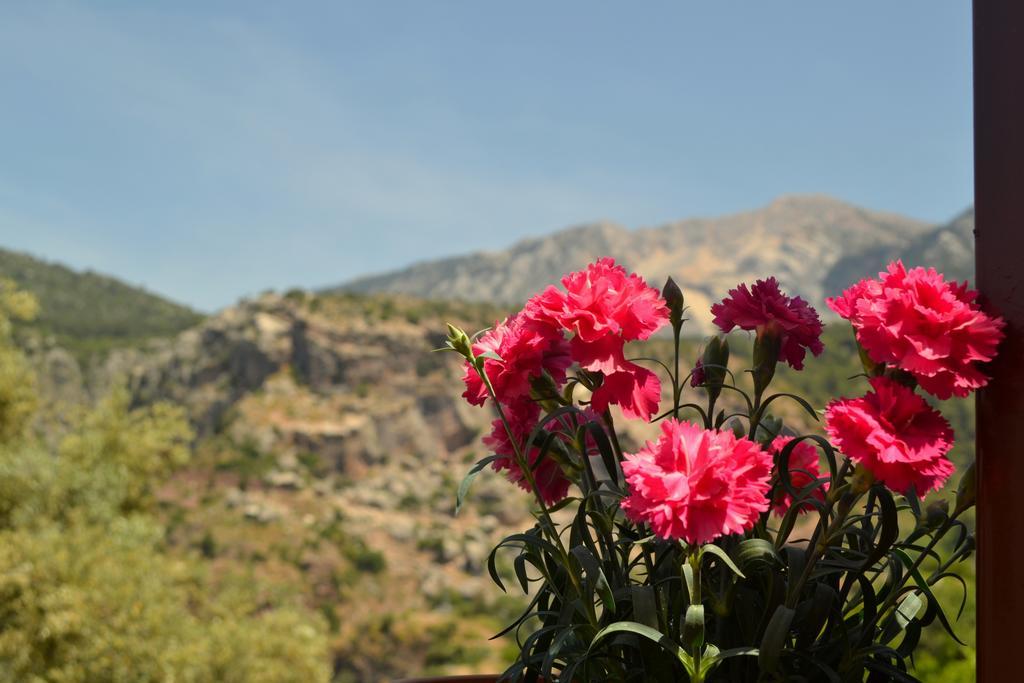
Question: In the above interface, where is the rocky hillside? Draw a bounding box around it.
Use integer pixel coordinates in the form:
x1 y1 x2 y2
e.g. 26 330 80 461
30 290 539 680
335 195 974 333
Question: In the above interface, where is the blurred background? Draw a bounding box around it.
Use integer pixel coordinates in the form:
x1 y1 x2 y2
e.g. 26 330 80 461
0 2 974 681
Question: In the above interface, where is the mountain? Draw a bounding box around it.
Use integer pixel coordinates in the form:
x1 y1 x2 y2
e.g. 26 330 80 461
0 247 203 356
823 207 975 296
334 195 976 332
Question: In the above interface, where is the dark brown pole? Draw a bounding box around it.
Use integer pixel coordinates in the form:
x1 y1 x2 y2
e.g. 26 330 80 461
974 1 1024 681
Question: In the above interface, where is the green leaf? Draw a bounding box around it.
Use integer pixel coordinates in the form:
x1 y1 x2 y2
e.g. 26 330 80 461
682 562 696 602
701 647 758 677
588 621 694 675
890 547 966 645
761 392 821 421
701 543 745 579
863 485 898 568
734 538 779 574
758 605 795 673
631 585 660 629
571 546 616 613
796 583 836 649
455 454 499 514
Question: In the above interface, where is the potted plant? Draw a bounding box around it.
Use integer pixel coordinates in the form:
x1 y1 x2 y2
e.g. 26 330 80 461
440 258 1002 682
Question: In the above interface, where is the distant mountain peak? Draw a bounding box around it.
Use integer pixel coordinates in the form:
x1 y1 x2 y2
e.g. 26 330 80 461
329 197 972 334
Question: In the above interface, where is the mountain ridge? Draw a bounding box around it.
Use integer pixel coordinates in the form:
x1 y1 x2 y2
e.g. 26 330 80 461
333 195 971 333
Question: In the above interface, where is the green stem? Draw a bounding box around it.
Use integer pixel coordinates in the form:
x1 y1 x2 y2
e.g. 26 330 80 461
672 323 682 420
784 462 857 609
476 362 591 617
602 409 625 463
689 549 704 683
748 392 763 439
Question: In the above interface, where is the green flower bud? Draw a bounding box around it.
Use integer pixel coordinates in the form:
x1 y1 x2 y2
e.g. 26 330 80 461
445 323 474 361
662 276 685 330
920 499 949 530
754 414 783 446
701 335 730 403
954 461 977 516
752 322 781 396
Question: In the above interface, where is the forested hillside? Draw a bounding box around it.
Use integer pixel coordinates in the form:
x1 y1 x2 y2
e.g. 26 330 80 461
0 248 202 357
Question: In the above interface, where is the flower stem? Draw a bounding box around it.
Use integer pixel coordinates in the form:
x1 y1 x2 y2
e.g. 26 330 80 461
475 361 590 616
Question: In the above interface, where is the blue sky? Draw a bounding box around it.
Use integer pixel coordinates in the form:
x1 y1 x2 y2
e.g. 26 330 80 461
0 2 973 311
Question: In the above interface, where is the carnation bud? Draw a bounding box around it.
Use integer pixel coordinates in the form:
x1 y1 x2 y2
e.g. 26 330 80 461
701 336 730 403
445 323 474 361
726 417 746 439
919 499 949 530
682 604 705 651
954 461 977 516
752 322 782 396
662 276 685 330
754 414 783 446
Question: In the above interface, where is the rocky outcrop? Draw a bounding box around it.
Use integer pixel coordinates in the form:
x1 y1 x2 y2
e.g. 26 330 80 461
88 293 489 480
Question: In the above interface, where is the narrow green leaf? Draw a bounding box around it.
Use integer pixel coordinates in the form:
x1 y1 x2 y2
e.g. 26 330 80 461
455 454 499 514
701 647 758 677
702 543 746 579
758 605 795 673
761 392 821 421
588 621 694 675
736 538 780 574
890 547 965 645
571 546 616 613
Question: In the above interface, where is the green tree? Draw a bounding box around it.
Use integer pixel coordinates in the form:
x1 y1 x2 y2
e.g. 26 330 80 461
0 280 331 682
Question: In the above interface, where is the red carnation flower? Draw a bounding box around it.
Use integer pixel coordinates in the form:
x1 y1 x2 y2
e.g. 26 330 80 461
768 435 826 516
482 400 580 505
825 377 955 495
711 277 824 370
827 261 1005 399
462 312 571 407
526 258 669 421
621 420 773 544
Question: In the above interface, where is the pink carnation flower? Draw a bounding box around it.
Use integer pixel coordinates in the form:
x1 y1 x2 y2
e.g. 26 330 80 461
827 261 1005 399
526 258 669 421
462 312 572 407
825 377 955 495
527 257 669 346
620 420 773 544
482 400 577 505
711 277 824 370
768 436 826 516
